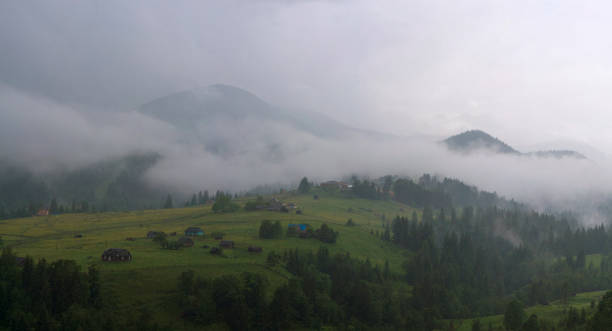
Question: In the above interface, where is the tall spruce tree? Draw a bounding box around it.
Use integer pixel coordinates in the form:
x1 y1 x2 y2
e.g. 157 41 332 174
164 194 173 209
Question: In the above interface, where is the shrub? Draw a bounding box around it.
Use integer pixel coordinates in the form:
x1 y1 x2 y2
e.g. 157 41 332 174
244 196 265 211
259 220 283 239
211 232 224 240
266 251 281 267
315 224 339 243
212 194 239 213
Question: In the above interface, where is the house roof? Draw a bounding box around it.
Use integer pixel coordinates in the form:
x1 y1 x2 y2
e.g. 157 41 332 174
289 224 308 231
185 227 203 232
102 248 131 257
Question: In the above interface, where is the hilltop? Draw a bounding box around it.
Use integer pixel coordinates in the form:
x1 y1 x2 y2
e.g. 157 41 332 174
443 129 587 159
443 130 519 155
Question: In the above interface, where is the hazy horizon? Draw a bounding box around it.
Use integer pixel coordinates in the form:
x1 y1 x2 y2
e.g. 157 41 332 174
3 0 612 219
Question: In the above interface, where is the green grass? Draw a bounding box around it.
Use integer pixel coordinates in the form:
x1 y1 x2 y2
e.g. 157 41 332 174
0 192 416 327
452 290 607 331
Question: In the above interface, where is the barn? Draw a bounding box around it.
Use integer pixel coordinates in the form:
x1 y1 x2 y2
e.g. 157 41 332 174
101 248 132 262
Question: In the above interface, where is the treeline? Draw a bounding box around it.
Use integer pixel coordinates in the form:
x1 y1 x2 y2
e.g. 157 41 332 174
0 153 164 218
177 247 420 330
341 174 516 211
0 198 102 219
0 249 163 330
383 206 612 324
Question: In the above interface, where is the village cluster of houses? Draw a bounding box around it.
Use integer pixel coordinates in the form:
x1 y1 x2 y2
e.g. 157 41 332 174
319 180 352 191
101 225 263 262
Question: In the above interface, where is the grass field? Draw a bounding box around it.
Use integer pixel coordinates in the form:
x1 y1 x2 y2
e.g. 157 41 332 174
0 191 417 327
451 290 606 331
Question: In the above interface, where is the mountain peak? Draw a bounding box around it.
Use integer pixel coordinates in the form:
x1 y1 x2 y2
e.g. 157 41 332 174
139 84 271 129
443 130 588 159
443 130 519 154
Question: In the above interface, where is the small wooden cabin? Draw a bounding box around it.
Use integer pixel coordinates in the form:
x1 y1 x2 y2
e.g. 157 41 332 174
185 227 204 236
36 209 49 216
101 248 132 262
220 240 234 249
147 231 164 239
248 246 262 253
178 237 194 247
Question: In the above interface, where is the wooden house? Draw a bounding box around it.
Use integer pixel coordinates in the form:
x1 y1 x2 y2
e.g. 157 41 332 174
36 209 49 216
185 227 204 236
178 237 194 247
220 240 234 249
147 231 164 239
248 246 262 253
101 248 132 262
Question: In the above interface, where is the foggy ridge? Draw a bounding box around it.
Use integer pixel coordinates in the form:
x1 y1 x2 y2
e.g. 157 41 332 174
444 129 586 159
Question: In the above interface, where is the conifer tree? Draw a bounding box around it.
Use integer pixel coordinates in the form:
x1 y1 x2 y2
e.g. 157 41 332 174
164 194 173 209
49 198 58 214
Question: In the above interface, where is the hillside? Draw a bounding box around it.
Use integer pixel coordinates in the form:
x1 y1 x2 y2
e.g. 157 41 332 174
525 150 587 159
2 183 612 329
0 191 416 328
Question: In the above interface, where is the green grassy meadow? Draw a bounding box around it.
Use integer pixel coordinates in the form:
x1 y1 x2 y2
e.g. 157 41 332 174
451 290 606 331
0 192 416 327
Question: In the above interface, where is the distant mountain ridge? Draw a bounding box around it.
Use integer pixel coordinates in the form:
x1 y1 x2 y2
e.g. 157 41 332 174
443 130 519 155
139 84 366 140
443 130 587 159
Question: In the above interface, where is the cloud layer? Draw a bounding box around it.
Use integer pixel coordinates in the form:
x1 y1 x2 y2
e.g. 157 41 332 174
2 1 612 147
2 1 612 223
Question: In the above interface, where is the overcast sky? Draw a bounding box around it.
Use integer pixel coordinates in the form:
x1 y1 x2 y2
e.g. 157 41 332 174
1 0 612 150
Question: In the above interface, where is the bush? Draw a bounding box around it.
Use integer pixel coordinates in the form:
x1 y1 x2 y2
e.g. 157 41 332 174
164 240 181 250
210 247 223 255
266 251 281 267
259 220 283 239
345 219 356 227
244 196 265 211
153 232 168 243
315 224 339 243
297 177 312 194
212 194 240 213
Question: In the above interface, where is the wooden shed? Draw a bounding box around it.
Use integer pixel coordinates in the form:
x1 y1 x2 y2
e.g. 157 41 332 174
248 246 262 253
220 240 234 249
185 227 204 236
178 236 194 247
101 248 132 262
